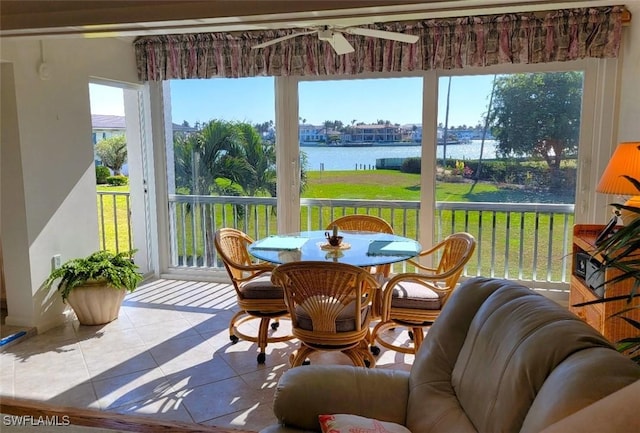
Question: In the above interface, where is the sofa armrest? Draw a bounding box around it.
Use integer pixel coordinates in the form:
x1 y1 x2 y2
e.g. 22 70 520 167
272 365 410 431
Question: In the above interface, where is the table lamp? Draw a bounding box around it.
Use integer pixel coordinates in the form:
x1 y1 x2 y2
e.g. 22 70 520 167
596 141 640 227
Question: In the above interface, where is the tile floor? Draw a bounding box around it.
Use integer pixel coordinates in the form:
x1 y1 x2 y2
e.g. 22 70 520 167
0 278 414 432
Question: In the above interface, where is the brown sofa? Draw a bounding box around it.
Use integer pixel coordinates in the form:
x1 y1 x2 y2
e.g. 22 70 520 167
260 277 640 433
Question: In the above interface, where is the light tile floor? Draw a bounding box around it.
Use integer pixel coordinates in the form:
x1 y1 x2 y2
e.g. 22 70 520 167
0 279 414 432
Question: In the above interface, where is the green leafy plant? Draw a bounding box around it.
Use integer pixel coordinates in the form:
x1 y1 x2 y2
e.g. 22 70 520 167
589 170 640 362
44 250 143 302
95 165 111 184
106 175 128 186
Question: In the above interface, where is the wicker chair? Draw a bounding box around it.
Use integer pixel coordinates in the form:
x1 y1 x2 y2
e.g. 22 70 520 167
214 228 293 364
327 214 394 236
370 232 476 355
271 261 380 368
327 215 395 316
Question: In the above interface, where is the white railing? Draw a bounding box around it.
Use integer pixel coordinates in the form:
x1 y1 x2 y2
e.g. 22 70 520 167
97 191 132 253
166 194 574 290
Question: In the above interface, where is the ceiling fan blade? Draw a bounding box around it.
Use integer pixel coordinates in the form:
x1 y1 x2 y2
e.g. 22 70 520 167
327 31 354 55
344 27 419 44
252 30 316 49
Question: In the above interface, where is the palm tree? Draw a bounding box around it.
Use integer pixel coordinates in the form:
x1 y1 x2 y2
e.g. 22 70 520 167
474 74 497 184
323 120 332 143
235 123 276 197
173 120 250 265
197 120 252 194
442 76 452 169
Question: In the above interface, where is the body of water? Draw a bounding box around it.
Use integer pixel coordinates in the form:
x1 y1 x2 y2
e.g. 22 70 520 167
302 140 499 171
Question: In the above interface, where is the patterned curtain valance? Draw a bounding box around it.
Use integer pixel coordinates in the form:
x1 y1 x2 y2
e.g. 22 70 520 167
134 6 624 81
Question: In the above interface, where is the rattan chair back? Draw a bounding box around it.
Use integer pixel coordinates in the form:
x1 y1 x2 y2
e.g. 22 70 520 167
271 261 379 367
327 214 394 234
214 228 292 363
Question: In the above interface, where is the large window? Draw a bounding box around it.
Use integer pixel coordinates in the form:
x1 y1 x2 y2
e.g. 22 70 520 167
435 72 582 284
166 77 276 267
161 64 596 292
298 77 422 240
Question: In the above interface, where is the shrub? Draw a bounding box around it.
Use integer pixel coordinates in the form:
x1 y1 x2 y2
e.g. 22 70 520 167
106 175 128 186
401 157 421 174
96 165 111 184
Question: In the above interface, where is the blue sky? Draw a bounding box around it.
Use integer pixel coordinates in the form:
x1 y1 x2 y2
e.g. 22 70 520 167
90 74 495 127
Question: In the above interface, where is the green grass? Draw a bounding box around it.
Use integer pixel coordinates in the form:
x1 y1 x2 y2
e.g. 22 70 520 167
97 185 132 253
306 170 502 200
303 170 573 280
97 171 575 281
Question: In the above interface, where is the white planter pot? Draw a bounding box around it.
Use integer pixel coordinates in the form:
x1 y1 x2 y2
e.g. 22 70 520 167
66 282 126 325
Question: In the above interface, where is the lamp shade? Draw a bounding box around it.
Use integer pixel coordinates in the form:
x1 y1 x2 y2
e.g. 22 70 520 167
596 142 640 195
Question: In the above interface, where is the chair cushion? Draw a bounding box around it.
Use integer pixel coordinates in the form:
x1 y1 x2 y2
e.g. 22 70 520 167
391 281 441 310
295 297 369 332
239 274 284 299
319 414 411 433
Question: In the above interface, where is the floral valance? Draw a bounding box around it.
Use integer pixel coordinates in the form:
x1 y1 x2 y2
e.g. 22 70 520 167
134 6 624 81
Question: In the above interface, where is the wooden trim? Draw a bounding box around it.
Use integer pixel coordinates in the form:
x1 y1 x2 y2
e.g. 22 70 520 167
0 397 255 433
0 237 5 309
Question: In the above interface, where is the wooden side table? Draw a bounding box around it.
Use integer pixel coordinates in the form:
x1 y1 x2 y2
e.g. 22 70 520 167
569 224 640 345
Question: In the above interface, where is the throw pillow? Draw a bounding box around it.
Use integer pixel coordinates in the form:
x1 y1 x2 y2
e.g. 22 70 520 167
319 414 411 433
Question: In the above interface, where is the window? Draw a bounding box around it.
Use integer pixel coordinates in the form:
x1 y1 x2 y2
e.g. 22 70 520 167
166 77 275 267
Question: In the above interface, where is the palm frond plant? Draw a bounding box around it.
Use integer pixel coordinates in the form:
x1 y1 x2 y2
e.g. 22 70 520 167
584 172 640 362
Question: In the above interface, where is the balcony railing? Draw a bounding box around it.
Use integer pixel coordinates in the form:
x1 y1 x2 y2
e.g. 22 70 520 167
97 190 574 294
97 191 133 253
166 194 574 291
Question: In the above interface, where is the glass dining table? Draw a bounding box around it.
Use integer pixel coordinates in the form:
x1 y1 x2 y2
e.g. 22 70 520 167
248 230 422 267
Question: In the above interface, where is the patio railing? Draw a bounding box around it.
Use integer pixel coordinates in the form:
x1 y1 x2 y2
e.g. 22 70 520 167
96 191 574 291
166 194 574 291
97 191 133 253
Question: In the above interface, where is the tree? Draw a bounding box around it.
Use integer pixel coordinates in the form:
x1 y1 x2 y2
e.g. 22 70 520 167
173 119 249 195
235 122 276 197
490 72 582 181
95 135 127 175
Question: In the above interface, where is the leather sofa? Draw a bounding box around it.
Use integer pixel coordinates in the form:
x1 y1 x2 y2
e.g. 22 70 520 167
260 277 640 433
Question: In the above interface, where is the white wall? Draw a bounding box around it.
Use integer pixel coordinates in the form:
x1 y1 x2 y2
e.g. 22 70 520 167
618 3 640 142
0 37 140 330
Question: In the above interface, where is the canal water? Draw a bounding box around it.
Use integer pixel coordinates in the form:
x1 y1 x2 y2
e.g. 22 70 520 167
302 140 499 171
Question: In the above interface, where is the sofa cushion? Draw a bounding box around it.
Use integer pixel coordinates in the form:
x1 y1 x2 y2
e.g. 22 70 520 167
319 414 411 433
406 277 640 433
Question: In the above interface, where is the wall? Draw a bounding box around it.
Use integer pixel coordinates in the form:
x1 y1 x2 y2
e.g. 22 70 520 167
618 3 640 141
0 37 140 330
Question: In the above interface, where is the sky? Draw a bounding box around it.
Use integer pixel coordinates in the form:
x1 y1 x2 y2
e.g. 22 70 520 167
90 74 495 128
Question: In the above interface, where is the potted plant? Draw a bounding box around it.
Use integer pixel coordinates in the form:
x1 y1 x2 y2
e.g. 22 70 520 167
44 250 143 325
588 171 640 363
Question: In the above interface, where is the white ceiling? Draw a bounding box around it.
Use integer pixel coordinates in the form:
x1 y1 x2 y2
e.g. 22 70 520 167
0 0 629 39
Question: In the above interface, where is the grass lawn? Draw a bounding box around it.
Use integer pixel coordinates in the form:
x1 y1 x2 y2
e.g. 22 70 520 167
306 170 501 201
304 170 573 280
97 185 132 253
305 169 574 203
97 170 574 281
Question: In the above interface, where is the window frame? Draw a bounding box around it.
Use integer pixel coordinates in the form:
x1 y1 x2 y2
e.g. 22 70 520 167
154 57 620 277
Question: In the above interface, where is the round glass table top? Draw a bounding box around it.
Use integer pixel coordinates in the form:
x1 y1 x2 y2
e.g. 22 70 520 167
248 230 421 266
